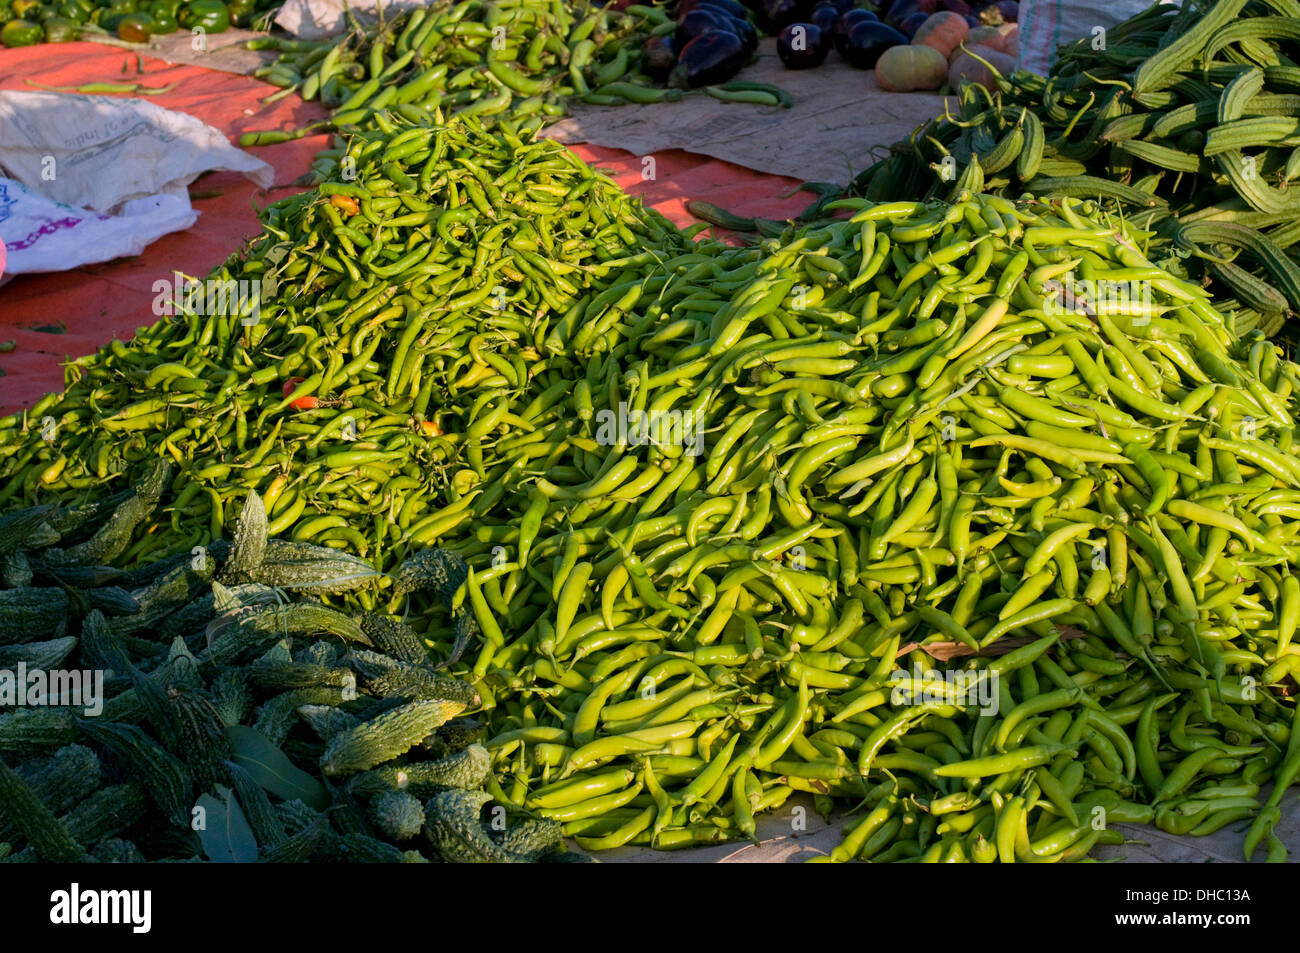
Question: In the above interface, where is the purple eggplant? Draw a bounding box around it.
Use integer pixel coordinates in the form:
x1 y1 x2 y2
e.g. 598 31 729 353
642 34 678 82
882 0 918 28
833 7 877 54
757 0 810 33
669 29 748 87
841 19 904 67
677 8 732 46
682 0 752 17
897 9 927 35
777 22 828 67
810 1 839 32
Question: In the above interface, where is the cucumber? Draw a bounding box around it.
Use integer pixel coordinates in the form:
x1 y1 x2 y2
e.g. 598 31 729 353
322 698 468 776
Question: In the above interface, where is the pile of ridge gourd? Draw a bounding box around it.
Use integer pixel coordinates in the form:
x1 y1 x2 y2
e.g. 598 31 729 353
0 0 1299 862
845 0 1300 339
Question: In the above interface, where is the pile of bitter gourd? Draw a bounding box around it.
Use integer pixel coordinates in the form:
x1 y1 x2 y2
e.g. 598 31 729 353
843 0 1300 340
2 114 1300 861
0 479 590 862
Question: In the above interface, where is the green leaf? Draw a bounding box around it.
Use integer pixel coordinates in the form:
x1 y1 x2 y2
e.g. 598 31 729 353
225 725 330 810
196 785 259 863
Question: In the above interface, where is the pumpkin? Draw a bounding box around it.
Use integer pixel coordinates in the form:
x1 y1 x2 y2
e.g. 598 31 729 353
948 43 1014 91
876 43 948 91
911 11 968 58
965 24 1004 54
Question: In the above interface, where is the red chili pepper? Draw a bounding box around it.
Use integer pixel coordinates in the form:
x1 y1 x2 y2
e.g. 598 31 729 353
283 377 319 410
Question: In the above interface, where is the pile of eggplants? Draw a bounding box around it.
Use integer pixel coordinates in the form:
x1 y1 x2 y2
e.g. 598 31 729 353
646 0 759 88
773 0 1015 72
639 0 1017 87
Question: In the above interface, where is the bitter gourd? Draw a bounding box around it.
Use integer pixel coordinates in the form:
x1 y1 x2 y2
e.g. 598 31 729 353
297 705 360 741
0 756 84 862
369 791 425 841
424 789 515 863
358 614 429 665
59 783 148 847
350 744 492 798
390 548 466 599
221 493 269 583
0 588 69 643
0 504 54 558
77 720 194 829
254 540 381 593
0 636 77 671
211 668 254 727
254 687 350 747
56 461 169 567
364 663 480 707
496 817 565 861
317 832 408 863
0 710 77 752
321 698 468 776
90 838 146 863
225 760 287 850
2 551 32 588
0 744 101 840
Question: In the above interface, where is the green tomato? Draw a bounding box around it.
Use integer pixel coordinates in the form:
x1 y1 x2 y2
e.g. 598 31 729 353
116 9 151 40
42 12 79 37
177 0 227 31
149 8 175 30
0 17 42 44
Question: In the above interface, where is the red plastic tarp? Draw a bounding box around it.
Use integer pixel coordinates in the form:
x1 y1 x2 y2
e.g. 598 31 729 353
0 45 805 414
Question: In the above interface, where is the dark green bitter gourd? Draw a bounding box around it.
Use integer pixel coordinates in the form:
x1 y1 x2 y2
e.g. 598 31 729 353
0 588 69 643
369 790 426 841
321 697 468 776
424 789 516 863
0 757 84 862
220 493 269 584
77 720 193 829
358 613 429 664
253 540 381 593
225 761 287 850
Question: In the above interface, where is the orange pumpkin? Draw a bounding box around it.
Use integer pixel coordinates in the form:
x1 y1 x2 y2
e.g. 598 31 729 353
948 43 1014 91
910 11 969 59
965 25 1005 54
877 44 949 92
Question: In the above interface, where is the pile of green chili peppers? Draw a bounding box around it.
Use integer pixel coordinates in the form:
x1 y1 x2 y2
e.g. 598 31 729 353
3 110 1299 862
238 0 673 149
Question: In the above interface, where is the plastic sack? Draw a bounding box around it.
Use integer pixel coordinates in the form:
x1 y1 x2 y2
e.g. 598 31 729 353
1015 0 1179 75
0 91 273 277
